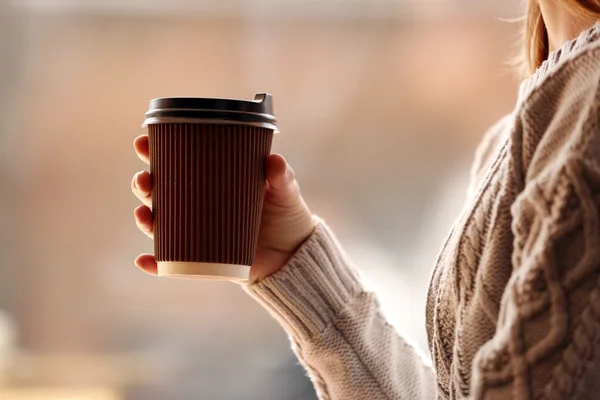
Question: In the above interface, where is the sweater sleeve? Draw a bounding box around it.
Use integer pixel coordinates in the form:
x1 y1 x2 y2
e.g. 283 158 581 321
470 81 600 398
244 220 436 400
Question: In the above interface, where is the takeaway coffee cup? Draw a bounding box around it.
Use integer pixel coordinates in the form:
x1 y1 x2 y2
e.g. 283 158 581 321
142 93 277 281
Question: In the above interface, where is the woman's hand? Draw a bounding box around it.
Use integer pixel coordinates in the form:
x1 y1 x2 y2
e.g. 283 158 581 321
131 134 317 282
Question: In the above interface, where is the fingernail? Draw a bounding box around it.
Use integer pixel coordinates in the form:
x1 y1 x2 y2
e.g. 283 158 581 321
133 173 140 189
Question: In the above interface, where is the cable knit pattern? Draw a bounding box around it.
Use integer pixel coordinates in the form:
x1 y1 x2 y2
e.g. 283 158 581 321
246 22 600 399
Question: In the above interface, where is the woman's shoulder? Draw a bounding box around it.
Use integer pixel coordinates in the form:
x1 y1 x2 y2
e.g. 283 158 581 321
521 26 600 115
469 26 600 197
518 37 600 182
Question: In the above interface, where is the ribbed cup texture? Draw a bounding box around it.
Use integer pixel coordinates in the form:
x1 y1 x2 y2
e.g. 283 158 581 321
148 123 274 266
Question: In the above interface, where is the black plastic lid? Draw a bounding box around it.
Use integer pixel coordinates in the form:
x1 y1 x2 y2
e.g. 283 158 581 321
143 93 277 131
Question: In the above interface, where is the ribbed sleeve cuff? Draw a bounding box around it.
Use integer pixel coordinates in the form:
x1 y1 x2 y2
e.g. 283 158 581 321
243 218 365 342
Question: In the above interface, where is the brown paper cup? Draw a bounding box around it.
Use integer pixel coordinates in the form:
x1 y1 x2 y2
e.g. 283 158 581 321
142 94 277 281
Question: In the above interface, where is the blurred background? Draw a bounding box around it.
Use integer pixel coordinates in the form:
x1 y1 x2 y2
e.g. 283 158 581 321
0 0 522 398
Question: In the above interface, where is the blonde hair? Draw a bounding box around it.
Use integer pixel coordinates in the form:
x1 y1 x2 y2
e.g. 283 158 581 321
523 0 600 76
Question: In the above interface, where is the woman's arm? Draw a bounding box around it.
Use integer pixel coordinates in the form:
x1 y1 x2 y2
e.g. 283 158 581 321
245 221 436 400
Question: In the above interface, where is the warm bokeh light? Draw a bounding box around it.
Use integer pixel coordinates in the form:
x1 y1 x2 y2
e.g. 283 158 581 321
0 387 120 400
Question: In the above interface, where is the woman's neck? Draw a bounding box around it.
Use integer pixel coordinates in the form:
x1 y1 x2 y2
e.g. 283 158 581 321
538 1 598 52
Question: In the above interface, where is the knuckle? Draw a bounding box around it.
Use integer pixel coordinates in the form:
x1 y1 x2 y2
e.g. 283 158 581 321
286 165 295 181
132 172 141 189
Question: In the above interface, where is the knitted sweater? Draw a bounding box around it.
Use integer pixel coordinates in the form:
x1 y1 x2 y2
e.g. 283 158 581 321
245 22 600 399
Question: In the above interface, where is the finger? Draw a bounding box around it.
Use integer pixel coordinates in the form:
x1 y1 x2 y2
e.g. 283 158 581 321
133 134 150 165
135 254 158 275
266 154 299 202
131 171 152 207
134 205 154 238
266 154 295 191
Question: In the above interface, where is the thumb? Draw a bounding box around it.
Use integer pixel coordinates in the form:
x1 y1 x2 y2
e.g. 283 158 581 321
266 154 299 202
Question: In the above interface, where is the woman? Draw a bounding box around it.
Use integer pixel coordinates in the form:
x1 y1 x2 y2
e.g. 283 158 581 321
131 1 600 398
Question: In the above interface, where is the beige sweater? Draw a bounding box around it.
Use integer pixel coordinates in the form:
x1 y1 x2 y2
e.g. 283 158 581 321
245 22 600 399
